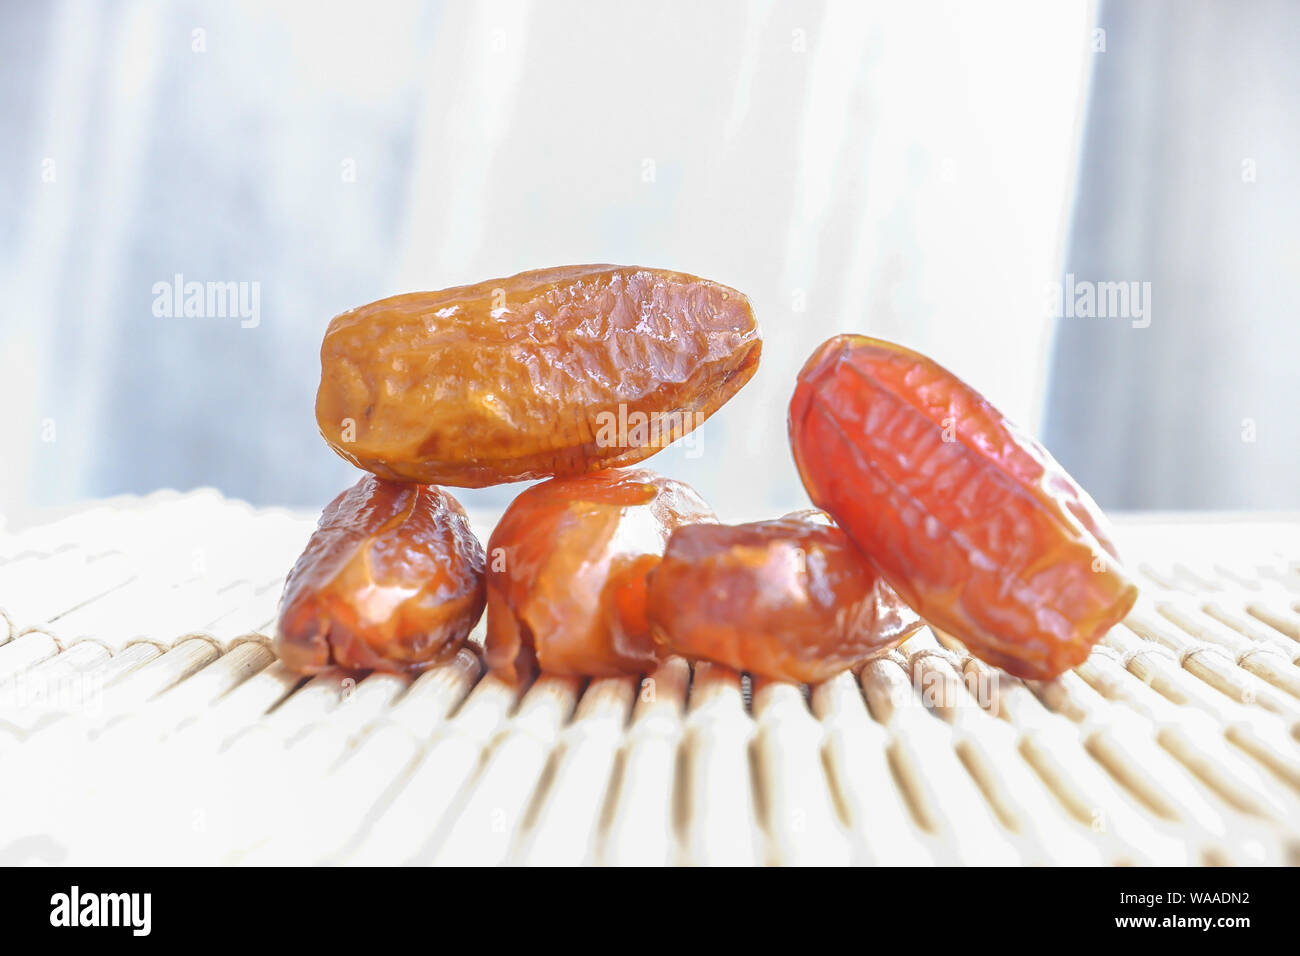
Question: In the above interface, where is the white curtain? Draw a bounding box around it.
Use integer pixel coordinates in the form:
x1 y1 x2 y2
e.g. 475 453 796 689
1044 0 1300 510
1 0 1094 527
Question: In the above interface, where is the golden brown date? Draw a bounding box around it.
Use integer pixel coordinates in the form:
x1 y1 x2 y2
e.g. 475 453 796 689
788 334 1137 680
484 468 715 684
316 265 761 487
647 511 922 684
275 476 485 673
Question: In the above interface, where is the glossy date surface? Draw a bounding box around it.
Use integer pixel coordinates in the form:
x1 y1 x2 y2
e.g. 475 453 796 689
316 265 761 487
275 476 486 673
788 334 1138 680
484 468 715 684
647 511 922 684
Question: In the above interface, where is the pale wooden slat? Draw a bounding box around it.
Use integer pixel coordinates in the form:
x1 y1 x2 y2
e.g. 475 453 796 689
751 678 852 866
515 675 637 866
676 662 763 866
599 657 689 866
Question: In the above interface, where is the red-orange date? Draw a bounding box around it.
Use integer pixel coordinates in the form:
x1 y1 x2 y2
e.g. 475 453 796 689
647 511 922 684
788 334 1138 680
484 468 714 684
275 476 486 673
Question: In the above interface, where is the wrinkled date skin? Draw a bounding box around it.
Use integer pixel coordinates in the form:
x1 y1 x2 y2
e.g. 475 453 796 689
789 334 1138 680
316 265 761 487
647 511 923 684
275 475 486 673
485 468 715 684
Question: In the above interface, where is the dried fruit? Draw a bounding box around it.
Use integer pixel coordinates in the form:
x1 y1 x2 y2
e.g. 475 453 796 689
275 476 485 673
647 511 922 684
788 334 1137 680
484 468 714 684
316 265 761 487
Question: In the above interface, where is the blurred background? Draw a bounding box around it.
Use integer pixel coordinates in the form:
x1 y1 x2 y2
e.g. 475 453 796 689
1 0 1295 530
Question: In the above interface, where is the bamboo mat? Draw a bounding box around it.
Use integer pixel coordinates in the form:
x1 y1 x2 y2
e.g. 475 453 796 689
1 490 1298 866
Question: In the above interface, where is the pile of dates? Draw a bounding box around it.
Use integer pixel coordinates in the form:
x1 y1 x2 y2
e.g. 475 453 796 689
276 264 1137 684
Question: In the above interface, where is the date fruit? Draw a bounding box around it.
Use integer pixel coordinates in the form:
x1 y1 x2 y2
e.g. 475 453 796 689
275 475 486 673
484 468 715 684
788 334 1138 680
316 265 761 487
647 511 923 684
